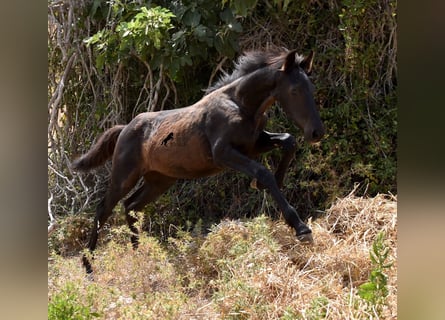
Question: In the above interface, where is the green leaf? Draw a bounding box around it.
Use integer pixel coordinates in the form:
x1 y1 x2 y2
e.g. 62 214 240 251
194 25 209 40
83 30 105 46
89 0 102 18
231 0 258 16
233 0 248 16
358 282 377 301
172 30 186 41
181 55 193 66
183 10 201 27
95 53 106 71
219 8 234 23
227 20 242 33
214 35 228 55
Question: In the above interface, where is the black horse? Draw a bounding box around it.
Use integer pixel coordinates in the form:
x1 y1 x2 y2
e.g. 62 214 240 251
72 48 325 274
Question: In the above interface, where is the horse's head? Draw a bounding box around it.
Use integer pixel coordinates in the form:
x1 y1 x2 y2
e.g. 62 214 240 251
273 50 325 143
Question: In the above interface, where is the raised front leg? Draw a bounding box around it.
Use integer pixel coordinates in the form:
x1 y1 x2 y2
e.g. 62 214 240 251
253 131 297 189
212 140 312 242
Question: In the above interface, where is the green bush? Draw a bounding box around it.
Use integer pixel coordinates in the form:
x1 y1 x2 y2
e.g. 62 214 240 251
48 283 100 320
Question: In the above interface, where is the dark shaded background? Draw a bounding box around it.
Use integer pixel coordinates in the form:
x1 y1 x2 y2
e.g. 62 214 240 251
0 1 443 318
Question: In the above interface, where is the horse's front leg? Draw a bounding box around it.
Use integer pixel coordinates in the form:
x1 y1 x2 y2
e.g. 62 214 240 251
212 141 312 242
253 131 297 189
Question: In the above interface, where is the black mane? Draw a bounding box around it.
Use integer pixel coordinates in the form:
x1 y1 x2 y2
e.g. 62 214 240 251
205 48 305 94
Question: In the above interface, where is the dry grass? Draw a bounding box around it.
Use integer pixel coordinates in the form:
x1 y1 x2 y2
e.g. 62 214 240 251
48 192 397 319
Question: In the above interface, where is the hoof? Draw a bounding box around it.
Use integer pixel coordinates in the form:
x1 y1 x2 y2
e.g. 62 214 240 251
85 272 95 282
296 232 313 243
82 255 94 275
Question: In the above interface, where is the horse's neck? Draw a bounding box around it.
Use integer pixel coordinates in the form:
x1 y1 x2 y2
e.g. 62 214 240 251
234 68 277 126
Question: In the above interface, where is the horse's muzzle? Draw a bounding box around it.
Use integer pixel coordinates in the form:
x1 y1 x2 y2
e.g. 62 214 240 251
305 126 325 143
311 128 325 142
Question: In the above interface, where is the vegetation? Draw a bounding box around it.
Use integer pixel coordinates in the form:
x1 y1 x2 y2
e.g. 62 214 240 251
49 193 397 319
358 231 394 317
48 282 100 320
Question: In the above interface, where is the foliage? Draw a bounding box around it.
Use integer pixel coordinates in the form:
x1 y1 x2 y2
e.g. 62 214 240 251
48 0 397 239
358 231 393 316
85 6 175 71
84 0 246 81
48 282 100 320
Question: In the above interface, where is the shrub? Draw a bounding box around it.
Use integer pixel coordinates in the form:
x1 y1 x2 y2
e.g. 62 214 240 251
48 283 100 320
358 231 393 316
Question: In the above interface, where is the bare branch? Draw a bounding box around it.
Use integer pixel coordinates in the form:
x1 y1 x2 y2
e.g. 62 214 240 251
208 56 228 88
48 193 58 235
150 64 164 111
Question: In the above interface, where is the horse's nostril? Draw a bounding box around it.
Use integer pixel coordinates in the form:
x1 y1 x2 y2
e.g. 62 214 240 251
312 130 319 140
312 129 324 141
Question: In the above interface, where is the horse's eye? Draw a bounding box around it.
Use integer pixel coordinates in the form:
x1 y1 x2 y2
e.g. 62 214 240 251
291 87 298 95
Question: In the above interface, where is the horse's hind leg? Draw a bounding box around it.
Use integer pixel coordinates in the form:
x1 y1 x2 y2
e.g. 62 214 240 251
122 183 146 248
82 166 141 274
123 173 177 248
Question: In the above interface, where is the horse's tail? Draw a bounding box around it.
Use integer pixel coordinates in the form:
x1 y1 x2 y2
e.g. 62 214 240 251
71 125 126 172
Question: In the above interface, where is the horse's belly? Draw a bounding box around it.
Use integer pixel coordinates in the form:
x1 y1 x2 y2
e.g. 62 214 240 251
152 150 221 179
144 130 221 179
161 163 222 179
149 150 221 178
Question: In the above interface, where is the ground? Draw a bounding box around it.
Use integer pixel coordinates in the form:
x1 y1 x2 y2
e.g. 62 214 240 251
48 192 397 319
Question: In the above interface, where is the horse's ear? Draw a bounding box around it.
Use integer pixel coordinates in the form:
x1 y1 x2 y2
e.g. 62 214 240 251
300 51 314 74
282 50 298 73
